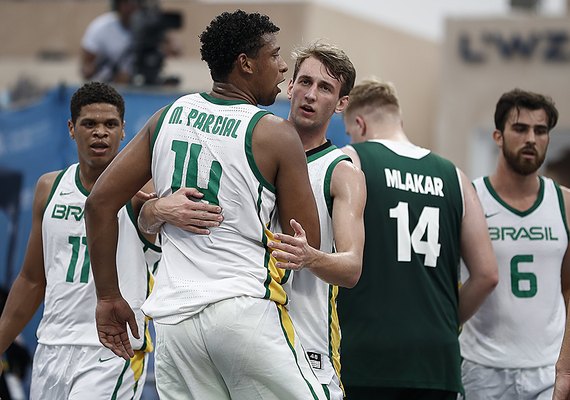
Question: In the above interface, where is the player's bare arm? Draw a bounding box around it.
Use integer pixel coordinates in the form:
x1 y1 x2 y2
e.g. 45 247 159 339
85 108 163 360
0 172 56 354
457 169 499 324
559 186 570 311
554 186 570 400
555 206 570 400
270 161 366 288
253 114 320 249
138 187 223 235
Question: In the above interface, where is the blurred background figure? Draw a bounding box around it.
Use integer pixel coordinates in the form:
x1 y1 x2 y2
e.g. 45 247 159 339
0 286 30 400
81 0 182 86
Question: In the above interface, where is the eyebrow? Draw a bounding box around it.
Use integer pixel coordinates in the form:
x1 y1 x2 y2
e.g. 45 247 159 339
511 122 548 130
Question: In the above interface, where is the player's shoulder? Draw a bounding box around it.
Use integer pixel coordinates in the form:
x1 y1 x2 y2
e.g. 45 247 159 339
333 157 363 178
558 184 570 207
37 170 64 192
33 170 67 210
255 114 297 144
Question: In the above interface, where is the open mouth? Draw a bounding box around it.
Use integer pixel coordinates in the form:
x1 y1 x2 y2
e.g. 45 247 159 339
520 148 537 157
300 105 315 115
91 142 109 154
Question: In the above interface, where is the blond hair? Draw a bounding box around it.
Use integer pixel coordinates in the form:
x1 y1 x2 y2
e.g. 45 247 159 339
345 79 400 116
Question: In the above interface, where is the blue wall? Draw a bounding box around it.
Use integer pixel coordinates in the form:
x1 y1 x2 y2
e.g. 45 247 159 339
0 84 349 352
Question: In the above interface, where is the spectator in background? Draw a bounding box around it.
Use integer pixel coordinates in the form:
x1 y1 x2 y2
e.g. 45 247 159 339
81 0 181 85
81 0 140 84
0 286 30 400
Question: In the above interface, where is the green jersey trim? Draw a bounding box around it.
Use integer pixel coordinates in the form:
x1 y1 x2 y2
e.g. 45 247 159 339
324 156 351 217
484 176 545 217
245 110 275 194
150 103 172 158
276 306 322 400
111 359 131 400
307 143 338 163
200 92 251 106
44 167 69 213
75 165 90 197
554 181 570 238
125 200 161 252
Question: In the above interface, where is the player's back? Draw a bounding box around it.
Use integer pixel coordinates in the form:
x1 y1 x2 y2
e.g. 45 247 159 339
338 139 463 392
145 92 287 324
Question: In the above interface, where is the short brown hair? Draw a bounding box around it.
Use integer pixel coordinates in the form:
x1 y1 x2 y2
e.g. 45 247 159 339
494 88 558 132
291 41 356 98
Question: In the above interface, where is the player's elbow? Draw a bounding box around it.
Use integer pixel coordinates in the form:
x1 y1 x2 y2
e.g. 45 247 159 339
474 264 499 295
84 190 109 224
340 259 363 289
343 272 361 289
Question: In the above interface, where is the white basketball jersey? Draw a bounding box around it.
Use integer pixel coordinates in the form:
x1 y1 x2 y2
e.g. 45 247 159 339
143 93 287 324
460 176 569 368
288 142 350 384
38 163 156 349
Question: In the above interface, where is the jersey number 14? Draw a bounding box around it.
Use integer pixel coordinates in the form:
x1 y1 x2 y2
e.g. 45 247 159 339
390 202 441 267
170 140 222 205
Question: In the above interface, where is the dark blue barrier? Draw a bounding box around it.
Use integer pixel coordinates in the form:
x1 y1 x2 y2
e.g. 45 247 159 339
0 85 349 353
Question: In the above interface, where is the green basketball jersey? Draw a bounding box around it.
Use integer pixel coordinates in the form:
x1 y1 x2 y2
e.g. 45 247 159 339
337 140 464 393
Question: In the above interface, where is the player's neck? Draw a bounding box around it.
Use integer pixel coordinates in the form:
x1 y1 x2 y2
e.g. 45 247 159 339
489 164 540 210
300 130 327 152
210 82 256 105
78 163 105 193
367 126 409 144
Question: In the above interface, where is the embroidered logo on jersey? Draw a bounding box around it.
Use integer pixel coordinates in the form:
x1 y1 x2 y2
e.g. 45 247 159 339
485 211 500 219
59 190 74 196
307 352 322 370
98 356 115 363
51 204 84 221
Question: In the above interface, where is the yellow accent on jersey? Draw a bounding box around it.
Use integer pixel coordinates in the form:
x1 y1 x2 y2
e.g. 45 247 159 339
130 350 146 383
265 227 289 305
277 303 296 347
329 284 343 392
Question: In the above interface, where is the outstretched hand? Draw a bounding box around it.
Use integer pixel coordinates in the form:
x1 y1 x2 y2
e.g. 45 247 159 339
268 219 316 271
96 297 139 361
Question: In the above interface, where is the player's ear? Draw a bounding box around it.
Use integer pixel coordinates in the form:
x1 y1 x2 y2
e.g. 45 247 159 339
237 53 253 75
335 95 349 114
68 120 75 140
492 129 503 147
287 79 293 100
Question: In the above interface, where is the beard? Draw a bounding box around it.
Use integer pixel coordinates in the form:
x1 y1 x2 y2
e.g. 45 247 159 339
502 144 546 176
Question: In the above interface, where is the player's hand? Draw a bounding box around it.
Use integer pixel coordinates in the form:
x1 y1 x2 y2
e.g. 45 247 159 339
553 371 570 400
156 187 223 234
268 219 316 271
96 297 139 361
135 190 157 201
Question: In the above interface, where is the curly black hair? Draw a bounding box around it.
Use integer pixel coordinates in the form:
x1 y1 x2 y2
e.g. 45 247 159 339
70 82 125 124
200 10 280 82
